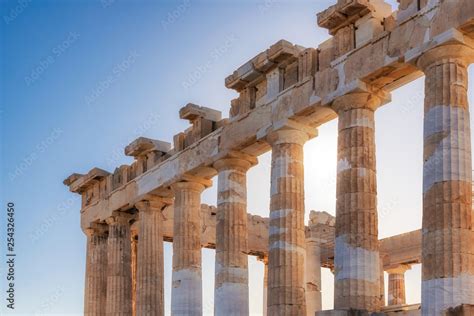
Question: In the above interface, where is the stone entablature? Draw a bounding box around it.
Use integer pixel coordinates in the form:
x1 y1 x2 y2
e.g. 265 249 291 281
66 1 474 229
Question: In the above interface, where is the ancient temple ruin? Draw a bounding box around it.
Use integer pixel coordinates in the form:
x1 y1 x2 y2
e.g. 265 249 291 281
64 0 474 315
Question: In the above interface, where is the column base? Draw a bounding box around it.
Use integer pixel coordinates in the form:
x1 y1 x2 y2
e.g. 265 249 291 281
445 305 474 315
316 305 421 316
316 310 373 316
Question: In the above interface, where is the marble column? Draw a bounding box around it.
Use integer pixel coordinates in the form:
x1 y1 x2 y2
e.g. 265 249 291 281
260 256 268 316
417 44 474 315
84 224 108 316
131 233 137 316
214 157 254 316
305 237 322 316
379 256 385 308
267 128 309 315
386 265 410 306
332 92 384 311
135 199 168 316
171 181 206 316
105 213 133 316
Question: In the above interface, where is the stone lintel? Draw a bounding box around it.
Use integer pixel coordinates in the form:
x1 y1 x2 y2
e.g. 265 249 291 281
379 230 422 267
124 137 171 158
179 103 222 123
381 303 421 314
225 40 305 92
68 168 110 193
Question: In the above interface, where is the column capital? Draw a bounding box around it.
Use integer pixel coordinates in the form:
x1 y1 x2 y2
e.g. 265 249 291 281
332 91 387 113
386 264 411 275
257 255 268 265
267 128 309 146
105 211 134 226
170 180 206 194
135 197 173 213
213 150 258 166
84 223 108 237
213 157 255 173
172 173 213 190
417 44 474 71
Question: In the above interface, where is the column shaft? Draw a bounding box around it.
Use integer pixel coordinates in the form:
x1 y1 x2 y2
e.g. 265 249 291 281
171 181 205 316
136 200 166 316
131 235 137 316
305 239 322 316
267 129 308 315
263 259 268 316
333 93 382 311
214 158 252 316
105 214 133 316
418 45 474 315
84 227 108 316
388 273 406 306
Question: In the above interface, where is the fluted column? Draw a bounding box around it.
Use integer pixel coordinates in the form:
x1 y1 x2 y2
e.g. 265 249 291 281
386 265 410 306
259 256 268 316
264 260 269 316
84 224 108 316
214 157 255 315
305 237 322 316
171 181 206 316
135 199 169 316
379 256 385 308
332 92 384 311
105 212 133 316
417 44 474 315
131 233 137 316
267 128 309 315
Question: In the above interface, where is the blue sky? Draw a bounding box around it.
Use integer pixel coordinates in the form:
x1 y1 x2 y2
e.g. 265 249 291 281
1 0 473 315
